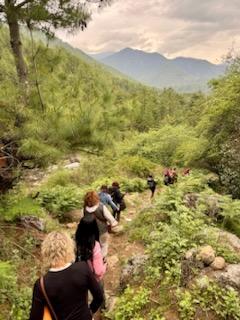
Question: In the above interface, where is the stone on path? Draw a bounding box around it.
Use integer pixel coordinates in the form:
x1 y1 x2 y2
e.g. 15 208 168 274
210 257 226 270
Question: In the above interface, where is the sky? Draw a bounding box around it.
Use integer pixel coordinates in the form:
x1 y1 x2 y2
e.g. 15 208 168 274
57 0 240 63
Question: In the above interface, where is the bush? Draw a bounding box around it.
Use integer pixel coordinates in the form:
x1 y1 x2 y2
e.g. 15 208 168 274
116 156 156 178
38 185 83 218
18 138 62 167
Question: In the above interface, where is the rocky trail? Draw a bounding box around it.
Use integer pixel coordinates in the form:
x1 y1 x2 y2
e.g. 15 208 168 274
102 191 152 316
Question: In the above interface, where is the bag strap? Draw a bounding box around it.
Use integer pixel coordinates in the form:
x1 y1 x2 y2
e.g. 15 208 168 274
40 277 58 320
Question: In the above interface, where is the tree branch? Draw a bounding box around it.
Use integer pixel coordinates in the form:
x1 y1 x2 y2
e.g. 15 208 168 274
16 0 33 8
0 4 5 12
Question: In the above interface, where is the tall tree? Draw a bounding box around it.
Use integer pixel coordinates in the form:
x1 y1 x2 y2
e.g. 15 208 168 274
0 0 111 84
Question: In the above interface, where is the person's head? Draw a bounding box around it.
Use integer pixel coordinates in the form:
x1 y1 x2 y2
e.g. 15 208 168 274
112 181 119 188
100 185 109 193
41 231 75 269
148 174 153 178
75 215 99 260
84 191 99 208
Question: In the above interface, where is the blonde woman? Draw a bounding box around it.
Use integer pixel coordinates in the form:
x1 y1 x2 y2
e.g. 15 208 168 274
29 231 103 320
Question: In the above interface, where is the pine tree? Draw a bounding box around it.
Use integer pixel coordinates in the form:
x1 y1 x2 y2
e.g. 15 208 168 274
0 0 111 84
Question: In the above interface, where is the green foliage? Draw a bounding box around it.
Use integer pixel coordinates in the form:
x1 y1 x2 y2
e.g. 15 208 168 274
0 262 32 320
116 156 156 178
112 286 150 320
19 138 62 167
123 126 207 167
92 176 147 193
0 184 44 222
177 279 240 320
38 185 83 218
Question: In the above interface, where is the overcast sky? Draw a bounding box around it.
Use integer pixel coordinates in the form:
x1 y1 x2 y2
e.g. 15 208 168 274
57 0 240 63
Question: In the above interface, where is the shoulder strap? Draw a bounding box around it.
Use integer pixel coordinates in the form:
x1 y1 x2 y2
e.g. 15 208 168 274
40 277 58 320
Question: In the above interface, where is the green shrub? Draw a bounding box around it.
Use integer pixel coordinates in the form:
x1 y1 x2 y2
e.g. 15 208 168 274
116 156 156 178
18 138 62 167
38 185 83 218
113 286 150 320
0 196 44 222
177 279 240 320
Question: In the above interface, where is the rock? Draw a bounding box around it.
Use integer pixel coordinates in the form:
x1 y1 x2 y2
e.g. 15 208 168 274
210 257 226 270
219 230 240 251
120 254 148 291
204 195 221 218
197 245 215 265
185 248 197 260
64 162 80 169
69 155 80 163
214 264 240 290
184 193 199 209
63 209 82 222
66 222 78 229
20 216 45 231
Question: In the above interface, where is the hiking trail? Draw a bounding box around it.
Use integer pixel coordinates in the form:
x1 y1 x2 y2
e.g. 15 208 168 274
103 191 153 314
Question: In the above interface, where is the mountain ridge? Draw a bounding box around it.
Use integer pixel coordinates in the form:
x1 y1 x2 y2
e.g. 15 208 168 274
91 48 226 92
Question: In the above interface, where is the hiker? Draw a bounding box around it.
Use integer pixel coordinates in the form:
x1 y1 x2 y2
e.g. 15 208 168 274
75 215 106 282
147 174 157 198
163 168 171 186
99 185 119 214
29 231 103 320
110 181 126 222
83 191 119 259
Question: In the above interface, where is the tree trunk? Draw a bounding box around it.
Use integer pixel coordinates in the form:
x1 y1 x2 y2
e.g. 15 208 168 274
6 9 28 84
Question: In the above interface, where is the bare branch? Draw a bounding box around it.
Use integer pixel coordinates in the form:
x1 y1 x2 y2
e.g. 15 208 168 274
16 0 33 8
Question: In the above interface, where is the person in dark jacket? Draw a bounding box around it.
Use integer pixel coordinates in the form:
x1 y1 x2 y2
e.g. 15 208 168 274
29 231 103 320
110 182 126 222
147 174 157 198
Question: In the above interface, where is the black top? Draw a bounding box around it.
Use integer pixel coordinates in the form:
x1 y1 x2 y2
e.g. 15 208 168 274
29 262 103 320
110 186 123 205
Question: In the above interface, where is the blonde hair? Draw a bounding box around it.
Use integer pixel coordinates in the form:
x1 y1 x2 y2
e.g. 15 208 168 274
41 231 75 269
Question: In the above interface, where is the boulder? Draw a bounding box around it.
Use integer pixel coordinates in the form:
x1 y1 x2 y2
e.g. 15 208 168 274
197 245 215 265
63 209 82 222
185 248 197 260
120 254 148 291
20 216 45 231
214 264 240 290
210 257 226 270
184 193 198 209
64 162 80 169
204 195 221 218
219 230 240 251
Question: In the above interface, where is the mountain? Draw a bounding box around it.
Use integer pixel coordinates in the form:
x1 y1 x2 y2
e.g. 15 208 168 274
93 48 226 92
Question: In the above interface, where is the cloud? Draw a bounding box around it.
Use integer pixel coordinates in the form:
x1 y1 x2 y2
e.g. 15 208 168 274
57 0 240 62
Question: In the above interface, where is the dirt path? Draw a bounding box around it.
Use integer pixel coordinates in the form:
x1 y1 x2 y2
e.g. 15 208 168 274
103 191 152 312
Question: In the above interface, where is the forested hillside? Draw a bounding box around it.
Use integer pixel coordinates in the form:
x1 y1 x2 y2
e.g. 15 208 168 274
1 20 240 320
95 48 226 92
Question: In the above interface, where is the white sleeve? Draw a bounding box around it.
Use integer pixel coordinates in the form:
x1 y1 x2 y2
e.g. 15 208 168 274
103 205 118 226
